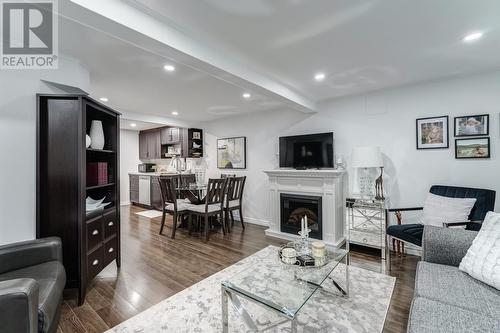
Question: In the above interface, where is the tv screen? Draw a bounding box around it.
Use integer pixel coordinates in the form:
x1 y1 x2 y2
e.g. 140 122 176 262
279 132 334 169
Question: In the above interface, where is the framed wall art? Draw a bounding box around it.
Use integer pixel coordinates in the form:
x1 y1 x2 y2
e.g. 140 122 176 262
416 116 449 149
454 114 489 137
455 137 490 159
217 137 247 169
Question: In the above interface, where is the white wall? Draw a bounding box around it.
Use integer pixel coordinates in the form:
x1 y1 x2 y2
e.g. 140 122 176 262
120 129 141 204
0 57 90 245
204 71 500 226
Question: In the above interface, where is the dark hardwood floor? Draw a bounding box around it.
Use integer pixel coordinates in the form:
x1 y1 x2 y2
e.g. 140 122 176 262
58 205 418 333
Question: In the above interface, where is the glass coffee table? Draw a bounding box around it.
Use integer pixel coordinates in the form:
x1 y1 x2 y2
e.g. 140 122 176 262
221 248 349 332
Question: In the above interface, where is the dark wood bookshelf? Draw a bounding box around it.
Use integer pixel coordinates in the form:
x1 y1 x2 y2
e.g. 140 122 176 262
37 94 121 306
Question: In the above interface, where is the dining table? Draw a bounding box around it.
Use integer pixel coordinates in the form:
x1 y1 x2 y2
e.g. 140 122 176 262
176 183 207 204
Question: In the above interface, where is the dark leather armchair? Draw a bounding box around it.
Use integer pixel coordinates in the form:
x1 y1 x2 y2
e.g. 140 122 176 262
0 237 66 333
386 185 496 251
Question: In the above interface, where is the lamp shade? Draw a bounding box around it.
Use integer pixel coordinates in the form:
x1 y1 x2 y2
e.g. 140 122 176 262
351 146 383 168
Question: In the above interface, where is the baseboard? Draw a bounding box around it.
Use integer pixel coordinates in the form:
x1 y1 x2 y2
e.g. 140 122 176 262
242 216 269 227
120 201 131 206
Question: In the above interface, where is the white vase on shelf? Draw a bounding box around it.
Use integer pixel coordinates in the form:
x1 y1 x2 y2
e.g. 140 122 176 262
85 135 91 148
89 120 105 149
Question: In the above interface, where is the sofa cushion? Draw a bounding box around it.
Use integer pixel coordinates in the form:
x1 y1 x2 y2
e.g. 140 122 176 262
408 297 500 333
0 261 65 333
415 261 500 318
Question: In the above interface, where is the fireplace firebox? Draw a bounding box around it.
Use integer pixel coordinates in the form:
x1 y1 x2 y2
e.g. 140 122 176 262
280 193 322 239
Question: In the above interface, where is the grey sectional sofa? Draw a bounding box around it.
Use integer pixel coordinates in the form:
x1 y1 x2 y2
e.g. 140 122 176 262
0 237 66 333
407 226 500 333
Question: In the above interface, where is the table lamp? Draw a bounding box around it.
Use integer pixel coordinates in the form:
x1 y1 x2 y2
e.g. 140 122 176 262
351 146 384 200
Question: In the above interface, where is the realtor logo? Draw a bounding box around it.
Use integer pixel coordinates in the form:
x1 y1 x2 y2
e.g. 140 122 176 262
1 0 58 69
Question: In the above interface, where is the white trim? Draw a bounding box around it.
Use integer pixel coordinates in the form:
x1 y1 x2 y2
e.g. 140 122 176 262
243 216 269 227
121 201 131 206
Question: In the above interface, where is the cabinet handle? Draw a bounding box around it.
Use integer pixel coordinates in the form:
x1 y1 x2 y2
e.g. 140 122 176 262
108 221 114 227
92 229 99 236
108 247 114 253
92 259 99 266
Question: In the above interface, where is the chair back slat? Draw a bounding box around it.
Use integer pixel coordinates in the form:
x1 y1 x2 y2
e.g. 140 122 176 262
206 178 227 206
226 176 246 203
158 176 179 205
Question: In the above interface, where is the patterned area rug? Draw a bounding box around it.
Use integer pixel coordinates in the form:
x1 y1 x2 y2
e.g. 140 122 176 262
135 210 163 218
108 246 395 333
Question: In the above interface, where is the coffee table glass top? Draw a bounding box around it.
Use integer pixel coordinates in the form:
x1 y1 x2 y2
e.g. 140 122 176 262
221 248 348 319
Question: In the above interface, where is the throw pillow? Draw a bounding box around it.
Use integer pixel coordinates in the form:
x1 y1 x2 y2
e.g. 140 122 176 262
421 193 476 227
459 211 500 290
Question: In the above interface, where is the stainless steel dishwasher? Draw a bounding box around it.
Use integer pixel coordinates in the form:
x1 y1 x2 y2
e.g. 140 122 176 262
138 176 151 206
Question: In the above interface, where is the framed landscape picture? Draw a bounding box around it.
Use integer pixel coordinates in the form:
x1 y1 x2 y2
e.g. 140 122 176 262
217 137 246 169
454 114 489 137
416 116 449 149
455 137 490 159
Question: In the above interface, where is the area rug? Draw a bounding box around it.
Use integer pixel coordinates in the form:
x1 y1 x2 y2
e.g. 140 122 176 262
135 210 163 218
107 246 395 333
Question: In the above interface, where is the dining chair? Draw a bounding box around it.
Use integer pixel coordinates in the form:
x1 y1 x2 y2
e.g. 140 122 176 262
224 176 246 232
158 176 192 238
187 178 228 241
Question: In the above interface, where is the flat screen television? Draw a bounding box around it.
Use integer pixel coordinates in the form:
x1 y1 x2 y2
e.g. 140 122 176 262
279 132 334 169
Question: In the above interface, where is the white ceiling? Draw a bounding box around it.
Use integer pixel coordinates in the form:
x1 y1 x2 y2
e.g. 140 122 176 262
132 0 500 102
59 17 287 122
62 0 500 121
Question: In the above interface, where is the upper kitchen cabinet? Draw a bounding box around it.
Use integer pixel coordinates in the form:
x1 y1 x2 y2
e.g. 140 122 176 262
160 127 181 144
139 129 161 160
139 127 202 159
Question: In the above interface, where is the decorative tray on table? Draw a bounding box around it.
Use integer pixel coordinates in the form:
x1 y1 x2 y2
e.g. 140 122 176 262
278 243 327 268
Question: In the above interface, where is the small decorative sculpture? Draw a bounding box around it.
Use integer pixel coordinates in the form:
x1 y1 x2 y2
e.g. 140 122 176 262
375 167 385 200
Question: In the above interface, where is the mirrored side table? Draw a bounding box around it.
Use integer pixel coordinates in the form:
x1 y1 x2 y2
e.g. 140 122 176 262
346 197 389 272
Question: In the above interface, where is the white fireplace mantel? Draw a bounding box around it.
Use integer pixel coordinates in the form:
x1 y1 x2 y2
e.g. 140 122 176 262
264 169 347 248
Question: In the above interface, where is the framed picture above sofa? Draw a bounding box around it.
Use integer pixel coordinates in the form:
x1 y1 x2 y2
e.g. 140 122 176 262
416 116 449 149
455 137 490 159
217 136 247 169
454 114 489 137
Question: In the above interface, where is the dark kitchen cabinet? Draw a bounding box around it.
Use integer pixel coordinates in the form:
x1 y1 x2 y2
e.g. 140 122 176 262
36 94 121 305
130 175 139 203
150 176 162 210
139 130 161 160
139 132 148 160
161 127 181 144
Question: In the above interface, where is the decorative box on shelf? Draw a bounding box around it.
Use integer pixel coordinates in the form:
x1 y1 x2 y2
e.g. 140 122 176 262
346 197 389 261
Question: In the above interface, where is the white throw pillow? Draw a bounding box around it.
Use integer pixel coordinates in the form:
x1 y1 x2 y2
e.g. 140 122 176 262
421 193 476 227
459 211 500 290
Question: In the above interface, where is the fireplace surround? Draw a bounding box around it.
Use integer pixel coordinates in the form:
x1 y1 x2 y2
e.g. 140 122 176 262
264 169 347 248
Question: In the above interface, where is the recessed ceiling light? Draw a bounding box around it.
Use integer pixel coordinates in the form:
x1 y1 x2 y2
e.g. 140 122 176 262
164 64 175 72
130 123 137 127
463 31 484 42
242 93 251 99
99 97 109 102
171 111 179 116
314 73 326 81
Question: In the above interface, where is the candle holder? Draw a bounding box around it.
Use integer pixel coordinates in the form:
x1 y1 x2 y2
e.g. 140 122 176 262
295 228 311 255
